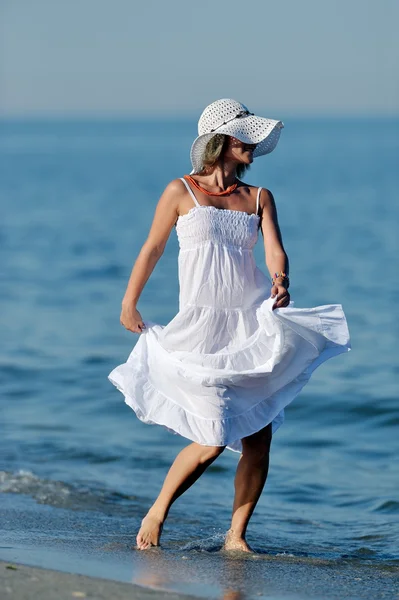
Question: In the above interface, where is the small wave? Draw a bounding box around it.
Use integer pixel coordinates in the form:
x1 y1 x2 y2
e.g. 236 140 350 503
72 264 124 281
352 534 388 542
0 470 139 514
372 500 399 514
207 464 230 474
179 532 226 552
82 355 110 366
351 547 378 557
0 364 38 381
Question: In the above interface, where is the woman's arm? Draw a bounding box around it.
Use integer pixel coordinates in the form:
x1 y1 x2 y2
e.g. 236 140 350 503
120 179 185 333
258 188 290 309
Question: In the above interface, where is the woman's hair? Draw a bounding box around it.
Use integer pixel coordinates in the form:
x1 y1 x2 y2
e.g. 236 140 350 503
199 134 250 179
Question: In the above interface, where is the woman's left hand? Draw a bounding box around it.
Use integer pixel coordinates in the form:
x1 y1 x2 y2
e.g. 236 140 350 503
271 284 290 310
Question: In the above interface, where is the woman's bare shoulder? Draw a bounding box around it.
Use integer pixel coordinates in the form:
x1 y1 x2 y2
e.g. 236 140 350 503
258 187 275 204
162 178 188 196
153 178 192 223
155 178 188 210
239 181 275 204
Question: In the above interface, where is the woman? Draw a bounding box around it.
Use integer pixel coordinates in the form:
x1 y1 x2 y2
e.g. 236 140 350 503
109 99 351 552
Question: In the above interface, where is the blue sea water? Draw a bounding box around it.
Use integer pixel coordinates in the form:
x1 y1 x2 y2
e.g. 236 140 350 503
0 117 398 599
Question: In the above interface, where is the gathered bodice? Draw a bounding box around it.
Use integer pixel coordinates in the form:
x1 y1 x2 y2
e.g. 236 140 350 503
176 205 260 251
173 177 267 309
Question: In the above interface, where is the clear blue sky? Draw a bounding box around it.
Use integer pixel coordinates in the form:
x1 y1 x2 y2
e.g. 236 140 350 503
1 0 398 117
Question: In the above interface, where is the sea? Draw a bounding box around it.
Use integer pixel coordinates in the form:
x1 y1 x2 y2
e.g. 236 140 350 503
0 117 398 600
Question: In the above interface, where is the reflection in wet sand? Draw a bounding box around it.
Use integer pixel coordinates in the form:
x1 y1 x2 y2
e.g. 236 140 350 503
131 546 254 600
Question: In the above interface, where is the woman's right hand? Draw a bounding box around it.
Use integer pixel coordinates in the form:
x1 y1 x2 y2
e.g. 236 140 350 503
120 303 146 334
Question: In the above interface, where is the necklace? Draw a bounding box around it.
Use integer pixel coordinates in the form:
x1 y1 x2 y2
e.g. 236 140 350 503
184 174 238 196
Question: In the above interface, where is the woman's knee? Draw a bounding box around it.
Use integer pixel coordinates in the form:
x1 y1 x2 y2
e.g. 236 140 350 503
199 444 226 463
241 424 272 461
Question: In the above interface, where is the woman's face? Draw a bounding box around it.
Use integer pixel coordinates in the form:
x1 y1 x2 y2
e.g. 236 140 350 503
224 136 257 165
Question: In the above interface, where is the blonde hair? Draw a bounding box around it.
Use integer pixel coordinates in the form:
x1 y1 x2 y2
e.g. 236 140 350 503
200 134 250 179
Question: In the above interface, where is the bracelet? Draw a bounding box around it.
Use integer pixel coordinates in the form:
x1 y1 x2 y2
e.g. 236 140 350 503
271 271 290 288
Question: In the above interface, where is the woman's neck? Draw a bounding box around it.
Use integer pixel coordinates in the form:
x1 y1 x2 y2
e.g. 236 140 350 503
201 162 238 189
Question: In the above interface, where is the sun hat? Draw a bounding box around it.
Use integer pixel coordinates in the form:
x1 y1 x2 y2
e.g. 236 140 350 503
190 98 284 174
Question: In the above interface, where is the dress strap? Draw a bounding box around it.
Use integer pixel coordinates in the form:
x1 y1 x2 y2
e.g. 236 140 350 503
256 187 262 215
180 177 201 208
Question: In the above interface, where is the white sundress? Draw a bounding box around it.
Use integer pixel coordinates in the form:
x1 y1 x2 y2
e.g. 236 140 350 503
108 178 351 452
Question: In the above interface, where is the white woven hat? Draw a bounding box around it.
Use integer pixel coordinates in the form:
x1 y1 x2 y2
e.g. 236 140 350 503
190 98 284 174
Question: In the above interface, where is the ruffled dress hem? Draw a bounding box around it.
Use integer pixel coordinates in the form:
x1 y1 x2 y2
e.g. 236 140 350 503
108 316 351 453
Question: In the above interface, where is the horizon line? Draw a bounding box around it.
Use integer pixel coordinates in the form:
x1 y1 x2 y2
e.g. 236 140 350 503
0 110 398 121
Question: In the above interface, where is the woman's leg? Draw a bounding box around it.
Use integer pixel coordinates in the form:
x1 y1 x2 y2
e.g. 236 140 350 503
224 422 272 552
136 441 226 549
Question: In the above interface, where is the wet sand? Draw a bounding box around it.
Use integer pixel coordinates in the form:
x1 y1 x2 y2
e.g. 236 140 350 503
2 555 398 600
0 561 198 600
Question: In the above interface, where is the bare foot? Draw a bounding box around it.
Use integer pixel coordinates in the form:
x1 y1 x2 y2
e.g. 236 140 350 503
223 529 255 553
136 512 164 550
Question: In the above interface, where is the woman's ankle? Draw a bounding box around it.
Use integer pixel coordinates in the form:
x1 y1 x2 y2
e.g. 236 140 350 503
226 527 246 540
147 503 168 522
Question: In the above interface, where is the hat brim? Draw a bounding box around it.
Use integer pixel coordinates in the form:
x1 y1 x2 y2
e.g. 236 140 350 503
190 115 284 174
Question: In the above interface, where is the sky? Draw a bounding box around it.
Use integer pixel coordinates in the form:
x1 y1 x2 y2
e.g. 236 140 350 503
0 0 398 117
